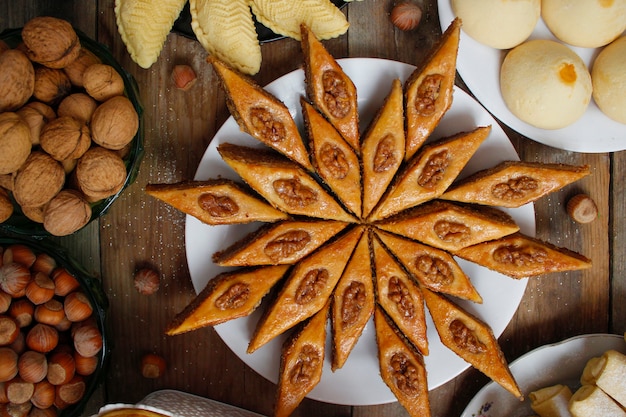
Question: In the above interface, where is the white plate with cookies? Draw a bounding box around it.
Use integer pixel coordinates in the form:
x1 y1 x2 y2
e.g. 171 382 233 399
461 333 626 417
438 1 626 153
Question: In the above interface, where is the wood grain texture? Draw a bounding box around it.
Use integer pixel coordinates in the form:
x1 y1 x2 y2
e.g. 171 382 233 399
0 0 620 416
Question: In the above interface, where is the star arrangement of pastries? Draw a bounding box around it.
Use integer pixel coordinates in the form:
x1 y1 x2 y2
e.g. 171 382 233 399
146 19 592 417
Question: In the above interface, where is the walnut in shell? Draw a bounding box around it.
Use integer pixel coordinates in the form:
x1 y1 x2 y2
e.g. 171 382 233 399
21 205 45 224
40 116 91 161
57 93 97 124
0 112 32 175
75 147 127 202
33 67 72 105
43 190 92 236
16 101 57 146
90 96 138 150
0 189 13 223
0 173 15 191
21 16 81 69
83 64 125 101
0 49 35 112
63 47 101 87
13 151 65 208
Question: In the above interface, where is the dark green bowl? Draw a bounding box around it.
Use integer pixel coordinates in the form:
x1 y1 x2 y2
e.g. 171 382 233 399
0 27 144 237
0 236 109 417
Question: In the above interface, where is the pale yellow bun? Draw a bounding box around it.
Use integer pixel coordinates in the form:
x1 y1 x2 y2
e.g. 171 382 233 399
500 39 592 129
451 0 540 49
542 0 626 48
592 36 626 124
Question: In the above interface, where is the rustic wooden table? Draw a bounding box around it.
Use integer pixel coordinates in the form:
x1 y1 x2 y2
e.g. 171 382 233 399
1 1 624 416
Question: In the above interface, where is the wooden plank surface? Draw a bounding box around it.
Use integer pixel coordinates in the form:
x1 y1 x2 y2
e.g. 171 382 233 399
0 1 621 416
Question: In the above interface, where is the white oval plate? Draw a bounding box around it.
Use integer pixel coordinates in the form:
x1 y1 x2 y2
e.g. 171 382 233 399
461 333 626 417
185 58 535 406
438 2 626 153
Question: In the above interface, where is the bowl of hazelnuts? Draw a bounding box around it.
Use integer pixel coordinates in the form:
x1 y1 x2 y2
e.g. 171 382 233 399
0 236 108 417
0 16 143 237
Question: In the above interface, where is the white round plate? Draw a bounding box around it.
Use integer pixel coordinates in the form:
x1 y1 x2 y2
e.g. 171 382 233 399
461 333 626 417
185 58 535 406
438 2 626 153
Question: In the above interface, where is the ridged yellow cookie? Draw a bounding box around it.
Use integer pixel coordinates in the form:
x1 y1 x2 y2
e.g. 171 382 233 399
191 0 262 75
115 0 187 68
250 0 349 41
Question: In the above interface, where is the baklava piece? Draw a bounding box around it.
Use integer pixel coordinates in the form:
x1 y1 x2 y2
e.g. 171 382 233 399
404 17 461 160
377 200 519 253
375 307 431 417
209 57 312 170
145 179 289 225
213 220 349 266
218 143 355 223
165 265 289 335
301 24 360 151
373 237 428 355
441 161 591 208
422 288 522 400
275 301 329 417
456 232 592 279
331 232 374 371
303 98 362 218
361 78 406 219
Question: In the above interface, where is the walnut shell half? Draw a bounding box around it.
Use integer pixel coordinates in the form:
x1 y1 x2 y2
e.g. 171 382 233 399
22 16 81 69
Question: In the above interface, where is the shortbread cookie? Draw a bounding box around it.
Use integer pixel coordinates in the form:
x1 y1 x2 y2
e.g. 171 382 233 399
115 0 187 68
191 0 262 75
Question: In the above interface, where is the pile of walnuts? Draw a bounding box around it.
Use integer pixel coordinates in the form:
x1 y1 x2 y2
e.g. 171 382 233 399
0 16 139 236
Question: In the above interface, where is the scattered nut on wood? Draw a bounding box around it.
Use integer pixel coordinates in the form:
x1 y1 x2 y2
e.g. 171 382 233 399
567 194 598 224
140 353 166 378
172 65 197 91
133 268 160 295
390 1 423 31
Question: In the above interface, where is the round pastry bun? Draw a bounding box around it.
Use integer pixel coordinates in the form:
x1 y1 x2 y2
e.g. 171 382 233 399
592 36 626 124
451 0 540 49
542 0 626 48
500 39 592 130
